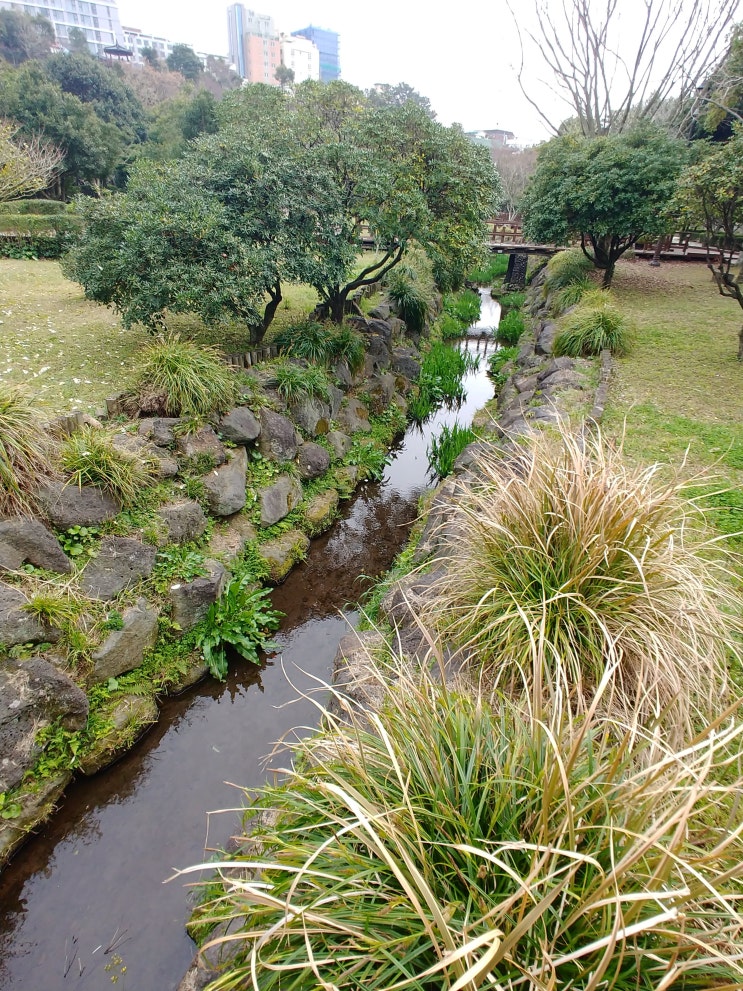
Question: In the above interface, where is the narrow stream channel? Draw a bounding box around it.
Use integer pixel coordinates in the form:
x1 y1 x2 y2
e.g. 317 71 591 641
0 294 499 991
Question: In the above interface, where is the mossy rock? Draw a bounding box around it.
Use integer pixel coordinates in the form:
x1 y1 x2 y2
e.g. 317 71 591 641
77 693 158 775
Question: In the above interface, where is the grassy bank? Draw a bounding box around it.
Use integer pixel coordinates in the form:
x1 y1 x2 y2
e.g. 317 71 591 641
603 259 743 545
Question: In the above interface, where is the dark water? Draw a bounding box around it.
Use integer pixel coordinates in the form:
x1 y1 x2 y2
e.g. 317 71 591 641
0 307 497 991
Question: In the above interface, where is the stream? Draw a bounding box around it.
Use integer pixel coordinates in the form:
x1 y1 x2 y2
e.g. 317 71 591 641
0 294 499 990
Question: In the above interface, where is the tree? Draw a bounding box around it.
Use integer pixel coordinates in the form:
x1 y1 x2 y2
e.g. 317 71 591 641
522 126 686 286
66 27 90 55
693 24 743 140
274 64 294 91
166 44 202 82
669 129 743 357
365 82 436 118
0 10 54 66
0 119 63 201
510 0 739 137
140 46 161 70
490 145 539 219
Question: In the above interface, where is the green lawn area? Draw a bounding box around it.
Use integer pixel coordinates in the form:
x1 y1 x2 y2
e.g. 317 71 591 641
605 258 743 545
0 259 320 415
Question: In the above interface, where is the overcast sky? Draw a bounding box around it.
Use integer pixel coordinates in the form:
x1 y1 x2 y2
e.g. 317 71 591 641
118 0 555 144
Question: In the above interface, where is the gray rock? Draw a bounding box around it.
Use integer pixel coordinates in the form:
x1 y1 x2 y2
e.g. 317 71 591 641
0 656 88 791
259 530 310 583
388 316 408 342
0 582 59 647
335 398 370 434
168 560 227 631
539 368 587 391
366 372 397 408
77 693 158 776
0 518 71 574
201 446 248 517
138 418 182 447
175 426 227 465
206 515 258 563
260 474 303 527
363 334 392 374
37 481 119 530
290 397 331 437
304 489 339 534
366 318 393 341
391 348 421 381
513 372 540 394
537 356 575 377
259 409 299 462
332 360 353 391
297 443 331 480
535 321 558 355
330 631 387 717
325 430 353 460
368 302 391 320
327 384 344 418
91 599 160 682
0 770 71 870
156 500 208 545
80 537 157 600
219 407 261 444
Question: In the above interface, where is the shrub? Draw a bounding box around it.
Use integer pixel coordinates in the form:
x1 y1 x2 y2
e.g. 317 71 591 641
0 384 57 516
132 335 238 417
422 428 737 735
543 247 594 293
183 669 743 991
327 324 365 372
273 361 330 403
385 266 434 334
427 422 477 478
60 426 157 507
196 577 283 681
554 292 631 356
495 309 524 345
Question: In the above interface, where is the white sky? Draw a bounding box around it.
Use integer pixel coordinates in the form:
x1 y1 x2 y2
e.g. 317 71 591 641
118 0 554 144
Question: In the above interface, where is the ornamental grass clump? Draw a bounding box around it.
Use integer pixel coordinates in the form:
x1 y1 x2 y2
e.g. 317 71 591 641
61 425 157 507
182 667 743 991
385 266 435 334
554 290 631 356
0 383 57 516
543 247 595 293
132 335 238 417
273 360 330 403
422 428 739 736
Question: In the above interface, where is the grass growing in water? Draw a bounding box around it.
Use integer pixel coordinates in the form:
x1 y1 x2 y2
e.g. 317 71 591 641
422 427 738 737
132 335 239 417
196 577 282 681
495 309 524 346
427 422 477 478
487 345 519 390
183 665 743 991
0 383 57 516
467 253 509 284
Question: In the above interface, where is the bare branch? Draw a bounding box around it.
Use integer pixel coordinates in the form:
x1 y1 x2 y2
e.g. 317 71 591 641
0 119 64 202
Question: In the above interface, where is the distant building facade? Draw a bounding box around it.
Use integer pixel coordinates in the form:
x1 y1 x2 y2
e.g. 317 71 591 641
227 4 281 83
0 0 124 55
293 24 339 81
122 26 174 64
280 32 319 83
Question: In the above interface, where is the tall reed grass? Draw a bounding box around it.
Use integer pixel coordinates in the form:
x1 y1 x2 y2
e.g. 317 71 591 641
0 383 57 516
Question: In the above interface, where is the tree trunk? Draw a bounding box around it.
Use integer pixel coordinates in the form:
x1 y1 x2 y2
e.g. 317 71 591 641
602 263 615 288
260 281 282 338
738 323 743 361
329 288 348 324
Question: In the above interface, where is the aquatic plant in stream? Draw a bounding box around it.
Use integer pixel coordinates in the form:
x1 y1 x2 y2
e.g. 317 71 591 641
418 341 479 406
427 422 477 478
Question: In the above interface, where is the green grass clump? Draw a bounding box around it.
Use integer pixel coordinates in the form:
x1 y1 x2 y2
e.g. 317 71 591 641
60 426 157 507
274 321 365 372
467 252 509 284
496 290 525 311
427 422 477 478
0 383 57 516
273 361 330 403
495 309 524 346
551 274 595 313
487 345 519 389
543 247 594 293
183 668 743 990
418 341 478 406
385 266 434 334
444 289 481 326
132 335 239 417
423 427 737 736
554 292 630 356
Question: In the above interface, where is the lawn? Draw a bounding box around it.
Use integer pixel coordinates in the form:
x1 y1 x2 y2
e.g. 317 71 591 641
604 258 743 544
0 259 320 415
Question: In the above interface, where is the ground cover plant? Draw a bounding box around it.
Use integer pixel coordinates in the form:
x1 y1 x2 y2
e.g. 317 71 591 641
467 253 509 284
272 361 330 403
542 247 595 294
421 425 739 736
273 321 365 372
0 381 57 515
183 665 743 991
494 309 524 346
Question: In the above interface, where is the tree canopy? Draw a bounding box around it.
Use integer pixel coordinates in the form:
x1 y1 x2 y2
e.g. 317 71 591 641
522 126 686 285
166 44 202 81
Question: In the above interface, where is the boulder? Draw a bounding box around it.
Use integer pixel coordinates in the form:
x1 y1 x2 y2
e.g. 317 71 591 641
260 474 303 527
218 407 261 445
0 771 72 870
138 417 182 447
325 430 353 460
77 692 158 776
368 302 391 320
156 500 208 545
168 560 226 631
535 321 558 355
259 530 310 583
0 518 72 574
37 481 119 530
391 348 421 382
304 489 339 535
327 384 344 419
175 426 227 465
0 582 59 647
330 631 387 717
91 598 160 682
80 537 157 601
259 409 299 462
538 368 587 391
201 447 248 517
289 396 331 437
332 360 353 391
363 334 392 374
0 656 88 791
297 443 331 480
335 398 370 434
206 515 258 563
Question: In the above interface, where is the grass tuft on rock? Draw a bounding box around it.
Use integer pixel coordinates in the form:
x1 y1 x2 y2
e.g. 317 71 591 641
0 383 57 516
555 290 631 356
61 425 158 507
131 335 239 418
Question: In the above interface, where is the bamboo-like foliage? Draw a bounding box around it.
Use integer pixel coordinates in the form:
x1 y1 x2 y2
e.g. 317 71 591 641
180 663 743 990
0 383 57 516
421 428 740 737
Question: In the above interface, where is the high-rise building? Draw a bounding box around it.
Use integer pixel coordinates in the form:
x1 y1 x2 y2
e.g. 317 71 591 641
122 26 174 65
280 33 319 84
293 25 339 82
0 0 124 55
227 4 280 84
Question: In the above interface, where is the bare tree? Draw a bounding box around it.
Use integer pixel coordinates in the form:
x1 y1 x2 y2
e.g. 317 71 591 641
509 0 740 136
491 145 539 219
0 120 64 202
